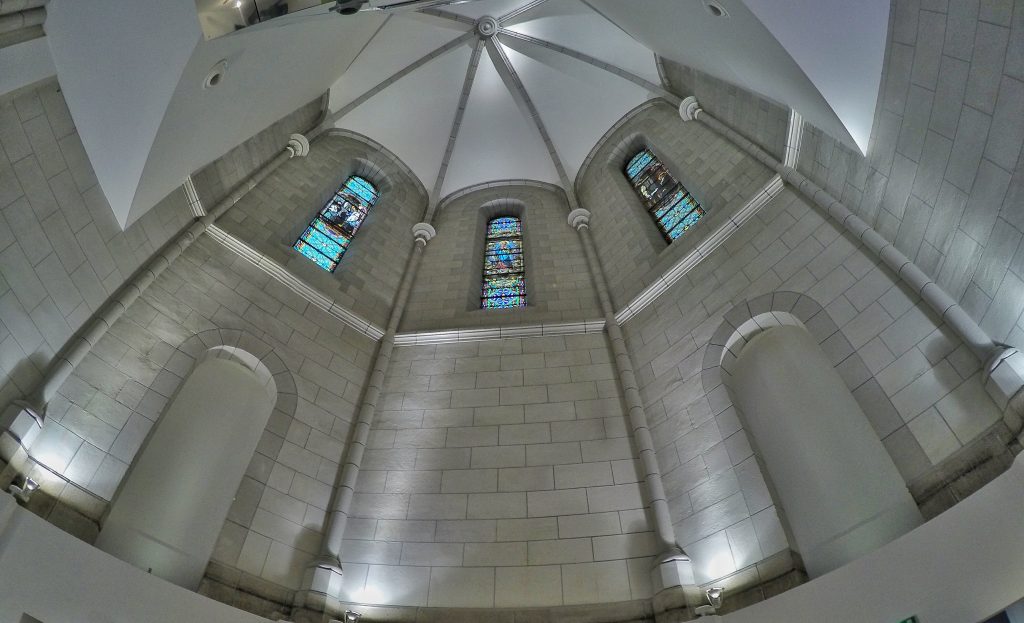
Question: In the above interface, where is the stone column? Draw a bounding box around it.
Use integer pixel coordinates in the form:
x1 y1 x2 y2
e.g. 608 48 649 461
298 222 436 610
0 135 310 477
566 208 697 601
680 95 1024 424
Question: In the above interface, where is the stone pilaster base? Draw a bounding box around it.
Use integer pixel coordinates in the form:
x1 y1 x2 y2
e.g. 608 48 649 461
293 561 344 613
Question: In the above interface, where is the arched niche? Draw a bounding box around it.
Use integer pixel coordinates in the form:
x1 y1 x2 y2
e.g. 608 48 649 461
704 294 922 577
96 335 294 591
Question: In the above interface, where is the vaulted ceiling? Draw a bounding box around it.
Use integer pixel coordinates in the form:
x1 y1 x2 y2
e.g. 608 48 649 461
43 0 888 229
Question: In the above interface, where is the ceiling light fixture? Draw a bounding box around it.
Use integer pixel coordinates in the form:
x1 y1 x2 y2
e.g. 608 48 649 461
204 60 228 89
703 1 729 18
343 611 362 623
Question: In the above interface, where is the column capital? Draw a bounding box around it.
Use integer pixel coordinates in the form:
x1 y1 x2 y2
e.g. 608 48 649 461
679 95 702 122
286 133 310 158
567 208 591 231
412 222 436 246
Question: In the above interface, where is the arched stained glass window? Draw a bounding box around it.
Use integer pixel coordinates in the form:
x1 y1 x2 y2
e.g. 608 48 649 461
481 216 526 309
625 148 705 242
294 175 378 271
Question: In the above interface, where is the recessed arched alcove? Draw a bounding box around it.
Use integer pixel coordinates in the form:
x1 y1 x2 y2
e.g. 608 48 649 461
87 329 302 593
702 293 923 579
96 342 283 589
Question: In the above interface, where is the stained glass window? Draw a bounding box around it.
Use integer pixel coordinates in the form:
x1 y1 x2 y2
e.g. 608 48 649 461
625 148 705 242
481 216 526 309
294 175 378 272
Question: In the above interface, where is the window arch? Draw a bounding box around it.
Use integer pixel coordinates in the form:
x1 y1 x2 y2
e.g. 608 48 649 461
294 175 378 271
481 216 526 309
625 147 705 242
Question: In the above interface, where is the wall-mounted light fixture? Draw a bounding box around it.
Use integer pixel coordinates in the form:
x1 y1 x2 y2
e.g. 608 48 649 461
694 586 725 617
7 475 39 505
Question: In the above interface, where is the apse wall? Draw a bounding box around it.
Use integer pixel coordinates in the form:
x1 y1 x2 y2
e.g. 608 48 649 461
191 97 324 210
660 59 790 163
401 183 600 332
217 130 427 328
343 333 657 608
0 80 192 417
785 0 1024 351
614 182 1002 589
576 101 776 309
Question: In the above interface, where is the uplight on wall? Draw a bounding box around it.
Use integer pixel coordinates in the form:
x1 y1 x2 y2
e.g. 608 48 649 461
7 475 38 505
694 587 725 617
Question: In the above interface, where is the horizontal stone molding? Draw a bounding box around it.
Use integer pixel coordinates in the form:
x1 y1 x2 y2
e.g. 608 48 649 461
206 226 385 340
394 319 606 345
615 174 784 325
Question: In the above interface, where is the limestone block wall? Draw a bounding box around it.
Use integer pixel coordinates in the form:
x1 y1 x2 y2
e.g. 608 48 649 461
401 184 601 332
791 0 1024 350
616 185 1002 587
342 334 657 608
576 102 775 310
26 234 377 597
660 59 789 163
219 131 427 328
0 80 192 417
191 97 324 210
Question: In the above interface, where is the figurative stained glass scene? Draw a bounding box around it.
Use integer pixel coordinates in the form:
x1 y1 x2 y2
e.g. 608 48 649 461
625 148 705 242
481 216 527 309
294 175 379 271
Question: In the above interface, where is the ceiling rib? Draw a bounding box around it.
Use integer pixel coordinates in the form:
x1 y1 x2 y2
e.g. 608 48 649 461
497 28 681 105
485 38 572 195
498 0 550 24
325 32 476 125
416 7 478 27
339 15 392 77
428 38 485 218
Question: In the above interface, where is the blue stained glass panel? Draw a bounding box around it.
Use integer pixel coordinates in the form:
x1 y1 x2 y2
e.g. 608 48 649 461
624 147 705 243
300 224 345 257
487 217 522 238
295 241 338 271
482 294 526 309
344 176 378 205
482 216 526 309
626 150 655 180
294 175 377 272
482 275 526 298
667 206 705 240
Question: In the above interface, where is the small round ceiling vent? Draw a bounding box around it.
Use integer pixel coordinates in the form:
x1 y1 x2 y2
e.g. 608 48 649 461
703 1 729 18
204 60 228 89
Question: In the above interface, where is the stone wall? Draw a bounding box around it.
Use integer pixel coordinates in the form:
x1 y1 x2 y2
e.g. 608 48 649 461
29 234 377 598
0 80 192 417
576 101 775 310
191 97 324 210
616 183 1002 587
342 333 657 608
660 59 789 163
792 0 1024 350
218 131 427 328
401 183 601 332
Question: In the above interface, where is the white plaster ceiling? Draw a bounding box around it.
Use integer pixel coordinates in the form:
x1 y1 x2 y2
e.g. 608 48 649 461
45 0 386 228
327 0 886 207
44 0 887 229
